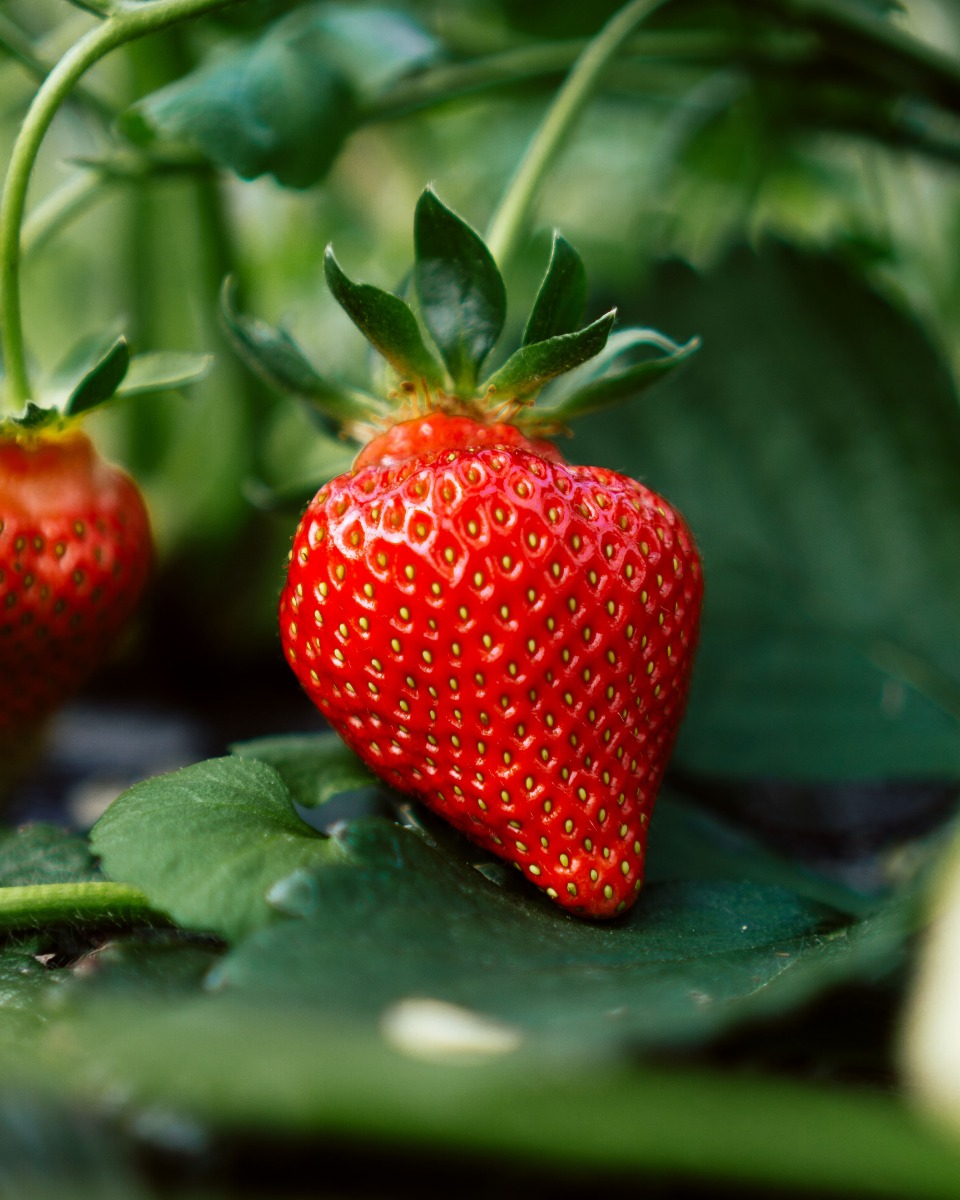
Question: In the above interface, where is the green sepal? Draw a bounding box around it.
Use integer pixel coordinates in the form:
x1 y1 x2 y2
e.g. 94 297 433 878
63 0 116 14
323 248 445 387
64 336 130 416
3 403 64 434
523 232 587 346
528 328 701 427
220 277 385 431
116 351 214 398
414 188 506 393
483 310 616 404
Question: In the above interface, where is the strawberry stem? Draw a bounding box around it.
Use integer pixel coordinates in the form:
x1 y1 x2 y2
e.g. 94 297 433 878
485 0 669 275
0 0 240 413
0 881 166 933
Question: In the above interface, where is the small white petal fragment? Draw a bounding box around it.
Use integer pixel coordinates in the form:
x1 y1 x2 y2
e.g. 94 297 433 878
380 998 522 1063
903 835 960 1135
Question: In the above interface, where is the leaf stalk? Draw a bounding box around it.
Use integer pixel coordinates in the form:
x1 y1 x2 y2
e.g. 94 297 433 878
0 881 164 933
0 0 239 413
484 0 669 273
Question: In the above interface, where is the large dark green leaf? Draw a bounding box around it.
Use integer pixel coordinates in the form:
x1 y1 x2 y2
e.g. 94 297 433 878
647 788 874 916
571 242 960 780
4 731 936 1198
24 991 960 1199
120 8 360 188
86 732 907 1051
211 816 864 1056
414 189 507 392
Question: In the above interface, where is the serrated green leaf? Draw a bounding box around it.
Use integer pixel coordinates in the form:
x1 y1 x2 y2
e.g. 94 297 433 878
115 351 213 398
64 336 130 416
324 248 445 386
213 817 850 1054
119 7 361 188
483 310 615 403
90 757 344 942
522 232 587 346
414 189 506 392
232 732 377 809
530 327 700 426
220 276 383 428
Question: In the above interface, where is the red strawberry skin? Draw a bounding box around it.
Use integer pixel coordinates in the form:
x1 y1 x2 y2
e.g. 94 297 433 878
280 416 702 919
0 429 151 747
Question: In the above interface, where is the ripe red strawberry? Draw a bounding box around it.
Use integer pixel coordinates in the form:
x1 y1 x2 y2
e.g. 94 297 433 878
239 189 703 918
0 427 151 779
280 413 701 918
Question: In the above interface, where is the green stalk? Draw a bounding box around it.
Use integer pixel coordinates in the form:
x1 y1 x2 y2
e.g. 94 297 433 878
361 31 744 124
0 0 239 413
0 882 164 933
485 0 669 272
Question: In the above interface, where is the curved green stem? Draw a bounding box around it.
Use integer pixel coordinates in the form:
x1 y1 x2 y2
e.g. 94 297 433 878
0 0 238 413
0 881 165 933
485 0 669 273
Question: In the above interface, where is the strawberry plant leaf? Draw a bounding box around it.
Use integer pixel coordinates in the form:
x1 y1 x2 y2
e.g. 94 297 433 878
232 732 378 809
0 1092 159 1200
63 336 130 416
414 188 507 392
90 757 344 942
81 732 899 1050
32 992 960 1200
212 816 855 1054
220 277 384 428
0 825 100 887
522 232 587 346
298 5 439 95
323 248 446 387
482 310 616 403
0 942 69 1025
119 8 361 188
647 790 874 918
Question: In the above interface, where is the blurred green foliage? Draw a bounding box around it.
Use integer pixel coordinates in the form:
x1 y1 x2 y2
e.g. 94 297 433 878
3 2 960 1192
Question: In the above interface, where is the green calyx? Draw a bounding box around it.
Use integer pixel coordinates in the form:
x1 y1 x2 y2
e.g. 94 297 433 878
222 187 699 439
1 333 213 437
